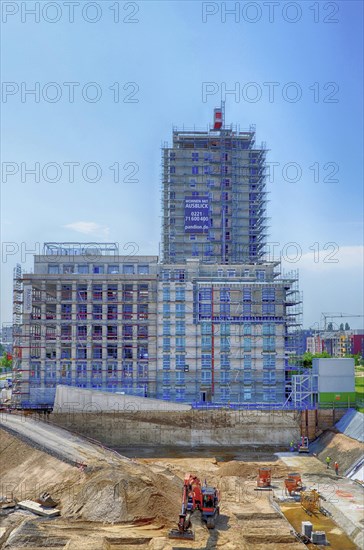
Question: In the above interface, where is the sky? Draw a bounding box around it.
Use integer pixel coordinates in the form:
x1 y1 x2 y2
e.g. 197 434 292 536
1 0 363 330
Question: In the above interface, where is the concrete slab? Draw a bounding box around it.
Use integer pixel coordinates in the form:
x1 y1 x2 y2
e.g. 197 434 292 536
18 500 60 517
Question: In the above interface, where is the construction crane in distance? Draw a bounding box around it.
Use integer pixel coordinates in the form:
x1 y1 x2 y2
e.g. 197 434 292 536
321 313 364 331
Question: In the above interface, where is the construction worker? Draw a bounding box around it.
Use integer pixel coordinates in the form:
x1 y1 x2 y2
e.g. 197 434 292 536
334 461 339 476
326 456 331 469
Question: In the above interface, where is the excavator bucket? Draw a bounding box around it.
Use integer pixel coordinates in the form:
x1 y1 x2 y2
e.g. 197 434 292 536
168 528 195 540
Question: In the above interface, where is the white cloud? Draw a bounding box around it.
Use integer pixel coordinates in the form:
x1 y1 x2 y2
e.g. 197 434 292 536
63 221 110 237
281 245 364 273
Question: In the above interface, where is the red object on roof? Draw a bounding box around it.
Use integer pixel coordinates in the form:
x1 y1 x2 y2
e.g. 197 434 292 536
213 108 222 129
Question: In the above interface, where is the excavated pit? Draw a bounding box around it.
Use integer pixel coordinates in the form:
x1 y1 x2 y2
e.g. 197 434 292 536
1 427 361 549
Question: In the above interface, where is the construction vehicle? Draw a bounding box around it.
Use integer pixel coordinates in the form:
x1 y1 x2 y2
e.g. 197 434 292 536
168 473 220 540
298 436 309 453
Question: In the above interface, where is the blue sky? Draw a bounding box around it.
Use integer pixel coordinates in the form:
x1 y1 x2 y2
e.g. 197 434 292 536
1 0 363 329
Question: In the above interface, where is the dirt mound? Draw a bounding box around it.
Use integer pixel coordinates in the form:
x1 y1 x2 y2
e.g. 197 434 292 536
0 429 181 525
0 428 79 499
216 460 289 479
309 431 364 473
61 462 180 523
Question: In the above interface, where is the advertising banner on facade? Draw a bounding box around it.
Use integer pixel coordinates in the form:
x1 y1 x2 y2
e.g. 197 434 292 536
23 285 33 314
184 197 210 233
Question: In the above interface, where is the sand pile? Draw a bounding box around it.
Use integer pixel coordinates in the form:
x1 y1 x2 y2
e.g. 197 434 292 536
216 460 289 479
0 429 181 525
61 461 181 523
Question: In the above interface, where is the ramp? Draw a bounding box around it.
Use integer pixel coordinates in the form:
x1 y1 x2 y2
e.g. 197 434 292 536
335 409 364 443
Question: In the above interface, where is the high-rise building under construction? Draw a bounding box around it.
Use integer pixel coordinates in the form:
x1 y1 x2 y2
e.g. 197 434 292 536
162 106 267 264
11 108 301 408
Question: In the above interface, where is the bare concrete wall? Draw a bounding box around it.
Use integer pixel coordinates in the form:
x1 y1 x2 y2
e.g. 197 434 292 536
54 385 191 412
50 409 301 447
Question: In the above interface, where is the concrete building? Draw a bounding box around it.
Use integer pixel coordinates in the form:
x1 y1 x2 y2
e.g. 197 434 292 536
12 250 300 407
156 260 300 404
351 332 364 359
12 246 159 407
12 108 301 408
306 334 324 354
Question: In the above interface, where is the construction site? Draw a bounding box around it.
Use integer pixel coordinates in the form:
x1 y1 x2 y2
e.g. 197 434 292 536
2 109 363 548
0 398 363 550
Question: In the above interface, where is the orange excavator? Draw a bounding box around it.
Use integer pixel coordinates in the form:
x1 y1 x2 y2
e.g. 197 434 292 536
168 473 220 540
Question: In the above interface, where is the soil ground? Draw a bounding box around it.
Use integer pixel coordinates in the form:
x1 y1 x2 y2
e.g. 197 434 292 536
1 426 362 549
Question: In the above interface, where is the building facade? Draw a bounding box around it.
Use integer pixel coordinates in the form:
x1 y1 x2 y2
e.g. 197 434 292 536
12 251 300 407
162 111 267 264
12 246 159 407
12 109 301 408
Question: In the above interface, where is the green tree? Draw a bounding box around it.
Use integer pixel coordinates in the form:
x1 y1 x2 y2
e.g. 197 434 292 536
346 353 362 366
327 322 334 331
302 351 331 368
339 323 344 331
0 352 12 371
345 322 350 330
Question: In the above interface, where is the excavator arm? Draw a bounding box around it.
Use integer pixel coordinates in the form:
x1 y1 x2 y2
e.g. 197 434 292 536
168 473 219 540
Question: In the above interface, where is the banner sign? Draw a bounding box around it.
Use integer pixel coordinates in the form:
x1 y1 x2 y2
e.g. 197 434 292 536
184 197 210 233
23 285 33 314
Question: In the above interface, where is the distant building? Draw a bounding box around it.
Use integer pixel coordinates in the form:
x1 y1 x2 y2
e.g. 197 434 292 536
351 332 364 359
306 334 324 354
0 325 13 352
293 329 314 356
305 329 364 359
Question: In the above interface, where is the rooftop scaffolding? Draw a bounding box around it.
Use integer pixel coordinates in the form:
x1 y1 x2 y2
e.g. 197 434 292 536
43 242 119 256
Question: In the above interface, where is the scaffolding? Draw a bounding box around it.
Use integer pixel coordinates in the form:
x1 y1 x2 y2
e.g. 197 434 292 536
11 253 159 408
43 242 119 256
161 111 268 265
11 110 304 410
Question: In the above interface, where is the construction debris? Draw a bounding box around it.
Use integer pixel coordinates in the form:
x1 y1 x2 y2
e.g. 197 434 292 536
18 500 61 517
36 492 58 508
0 496 17 510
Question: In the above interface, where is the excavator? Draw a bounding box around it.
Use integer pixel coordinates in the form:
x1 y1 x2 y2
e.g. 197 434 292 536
168 473 220 540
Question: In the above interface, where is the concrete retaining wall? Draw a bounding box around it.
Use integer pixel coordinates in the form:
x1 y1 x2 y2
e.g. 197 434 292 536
50 409 301 447
54 385 191 412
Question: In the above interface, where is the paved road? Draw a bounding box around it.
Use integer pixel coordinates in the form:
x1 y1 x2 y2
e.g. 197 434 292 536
0 413 124 466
